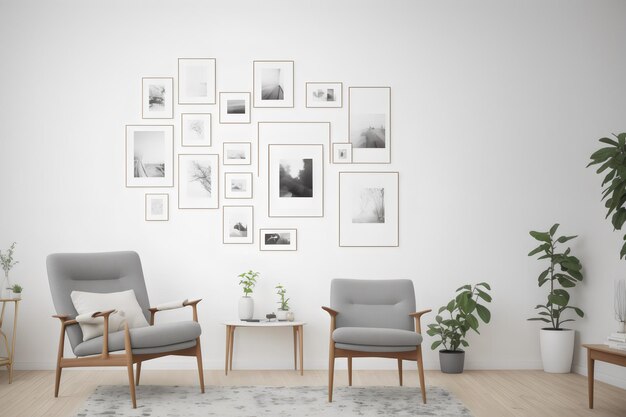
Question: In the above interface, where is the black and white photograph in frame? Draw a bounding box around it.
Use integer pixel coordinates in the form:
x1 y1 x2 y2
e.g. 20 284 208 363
181 113 211 147
333 143 352 164
219 92 251 124
224 172 253 199
259 228 297 251
145 194 169 221
178 58 216 104
253 60 294 108
305 82 343 108
223 142 251 165
349 87 391 163
142 77 174 119
339 171 399 247
268 144 323 217
178 154 219 209
223 205 254 244
125 125 174 187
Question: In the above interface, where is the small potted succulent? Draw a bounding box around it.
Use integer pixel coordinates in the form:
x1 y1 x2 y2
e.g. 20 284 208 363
236 270 259 320
10 284 22 299
275 284 290 321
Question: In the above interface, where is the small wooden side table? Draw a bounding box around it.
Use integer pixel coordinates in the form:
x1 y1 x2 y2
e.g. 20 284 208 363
0 298 20 384
223 320 305 376
582 344 626 409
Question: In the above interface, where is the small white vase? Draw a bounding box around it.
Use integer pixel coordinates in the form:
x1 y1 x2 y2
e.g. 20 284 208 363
238 297 254 320
276 309 289 321
540 328 575 373
286 311 295 322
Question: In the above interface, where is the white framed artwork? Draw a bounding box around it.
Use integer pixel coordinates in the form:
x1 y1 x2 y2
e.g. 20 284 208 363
125 125 174 188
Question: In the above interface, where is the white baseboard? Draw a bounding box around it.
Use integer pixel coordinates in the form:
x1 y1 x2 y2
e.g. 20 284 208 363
573 364 626 390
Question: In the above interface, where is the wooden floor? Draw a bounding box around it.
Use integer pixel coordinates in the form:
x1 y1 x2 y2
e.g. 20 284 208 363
0 369 624 417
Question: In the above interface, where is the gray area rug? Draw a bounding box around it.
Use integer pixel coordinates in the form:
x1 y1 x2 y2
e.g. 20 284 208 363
74 385 473 417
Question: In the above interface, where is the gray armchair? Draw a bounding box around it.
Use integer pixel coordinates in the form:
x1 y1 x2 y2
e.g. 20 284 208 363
47 251 204 408
322 279 431 403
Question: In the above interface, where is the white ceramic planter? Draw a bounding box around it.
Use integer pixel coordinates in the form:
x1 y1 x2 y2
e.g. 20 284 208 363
276 309 289 321
238 297 254 320
540 328 575 373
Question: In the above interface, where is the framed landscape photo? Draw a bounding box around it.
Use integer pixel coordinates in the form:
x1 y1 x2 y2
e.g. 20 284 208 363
223 142 251 165
253 60 294 108
181 113 211 147
223 206 254 244
219 92 251 124
306 82 343 108
225 172 253 199
268 144 324 217
259 228 297 251
125 125 174 188
339 172 399 247
349 87 391 163
178 154 219 209
178 58 216 104
333 143 352 164
142 77 174 119
145 194 169 221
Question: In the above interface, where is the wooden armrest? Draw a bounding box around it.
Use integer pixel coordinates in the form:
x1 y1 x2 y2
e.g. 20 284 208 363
52 314 78 326
93 309 116 318
409 309 432 333
322 306 338 317
184 299 202 307
149 298 202 324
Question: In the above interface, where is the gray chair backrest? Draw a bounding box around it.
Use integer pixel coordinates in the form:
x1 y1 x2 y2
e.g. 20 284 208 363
46 251 151 351
331 279 416 331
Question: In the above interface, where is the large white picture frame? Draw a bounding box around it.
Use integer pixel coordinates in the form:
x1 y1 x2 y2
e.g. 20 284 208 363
349 87 391 164
178 154 219 209
125 125 174 188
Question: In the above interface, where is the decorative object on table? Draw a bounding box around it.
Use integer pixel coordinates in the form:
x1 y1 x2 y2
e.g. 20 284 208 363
145 194 169 221
348 86 391 163
339 171 399 247
224 172 253 199
125 125 174 188
587 133 626 259
178 58 216 105
528 223 584 373
142 77 174 119
219 92 251 124
10 284 22 299
223 142 252 165
236 270 259 320
178 154 219 209
265 313 276 321
253 60 294 108
275 284 290 320
305 82 343 108
606 332 626 350
286 311 295 321
426 283 493 374
0 242 18 299
259 229 297 251
0 298 20 384
333 143 352 164
268 144 324 217
223 206 254 244
181 113 212 147
615 279 626 333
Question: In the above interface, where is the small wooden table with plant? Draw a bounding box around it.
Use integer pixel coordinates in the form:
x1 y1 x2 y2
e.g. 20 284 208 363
582 344 626 409
0 298 20 384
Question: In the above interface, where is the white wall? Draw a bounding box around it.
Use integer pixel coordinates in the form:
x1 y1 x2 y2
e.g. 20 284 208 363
1 0 626 389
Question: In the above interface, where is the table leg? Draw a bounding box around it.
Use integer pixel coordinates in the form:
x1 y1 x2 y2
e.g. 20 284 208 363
224 325 231 375
229 326 235 371
9 301 18 384
298 325 304 376
587 349 594 409
293 327 298 370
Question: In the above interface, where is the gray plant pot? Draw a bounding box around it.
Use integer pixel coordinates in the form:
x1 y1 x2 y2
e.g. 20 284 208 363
439 350 465 374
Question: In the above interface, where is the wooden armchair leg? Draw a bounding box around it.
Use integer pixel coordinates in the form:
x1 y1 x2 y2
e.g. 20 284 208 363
348 357 353 386
195 338 205 394
124 325 137 409
328 342 335 402
135 362 142 386
398 358 403 386
54 324 66 397
416 346 426 404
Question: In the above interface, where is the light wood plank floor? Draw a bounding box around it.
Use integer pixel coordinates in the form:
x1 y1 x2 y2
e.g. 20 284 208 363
0 369 624 417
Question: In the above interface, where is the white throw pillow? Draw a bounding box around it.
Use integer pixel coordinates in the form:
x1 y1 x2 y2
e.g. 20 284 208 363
71 289 149 341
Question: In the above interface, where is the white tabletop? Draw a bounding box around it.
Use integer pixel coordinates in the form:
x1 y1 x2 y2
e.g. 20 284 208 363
223 320 306 327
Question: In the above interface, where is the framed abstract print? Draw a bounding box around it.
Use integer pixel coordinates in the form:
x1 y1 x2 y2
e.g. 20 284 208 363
178 154 219 209
259 229 297 251
223 205 254 244
348 87 391 163
332 143 352 164
181 113 211 147
224 172 253 199
142 77 174 119
178 58 216 104
145 194 169 221
219 92 251 124
306 82 342 108
223 142 251 165
125 125 174 188
253 60 294 108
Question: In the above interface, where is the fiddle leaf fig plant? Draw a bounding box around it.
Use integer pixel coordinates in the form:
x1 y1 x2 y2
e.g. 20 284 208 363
588 133 626 258
237 270 259 297
528 224 584 329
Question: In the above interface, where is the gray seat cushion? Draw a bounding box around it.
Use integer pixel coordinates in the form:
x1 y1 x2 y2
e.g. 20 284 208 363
333 327 422 347
74 321 201 357
335 343 418 353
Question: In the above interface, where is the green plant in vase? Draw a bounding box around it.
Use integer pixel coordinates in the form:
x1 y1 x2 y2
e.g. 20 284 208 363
275 284 290 320
0 242 18 298
237 270 259 320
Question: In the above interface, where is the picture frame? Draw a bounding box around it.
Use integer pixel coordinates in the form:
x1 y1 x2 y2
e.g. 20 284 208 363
142 77 174 119
178 58 216 105
223 142 251 165
181 113 212 147
253 60 294 108
224 172 253 199
339 171 399 247
178 154 219 209
332 143 352 164
348 87 391 164
305 82 343 108
223 205 254 244
259 228 297 251
125 125 174 188
145 194 169 221
219 92 251 124
268 144 324 218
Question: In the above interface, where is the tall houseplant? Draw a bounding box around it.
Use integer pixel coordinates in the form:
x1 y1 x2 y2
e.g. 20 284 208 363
426 283 492 373
236 270 259 320
528 224 584 373
0 242 18 298
275 284 290 320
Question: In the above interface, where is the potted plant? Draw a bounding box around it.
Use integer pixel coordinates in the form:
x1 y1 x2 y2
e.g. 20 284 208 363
0 242 18 299
528 224 584 373
275 284 290 320
237 270 259 320
10 284 22 299
426 283 492 374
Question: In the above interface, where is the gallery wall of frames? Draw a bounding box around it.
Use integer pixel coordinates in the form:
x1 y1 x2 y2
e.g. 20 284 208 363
126 58 398 249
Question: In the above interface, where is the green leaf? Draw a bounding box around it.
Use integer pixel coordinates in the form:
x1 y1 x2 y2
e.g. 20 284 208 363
549 224 559 236
528 244 548 256
529 231 551 242
573 307 584 318
599 137 619 146
556 235 577 243
431 340 442 350
527 318 551 323
557 277 575 288
476 282 491 290
446 300 455 313
620 240 626 259
460 340 469 347
466 314 479 331
476 304 491 323
476 289 492 303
